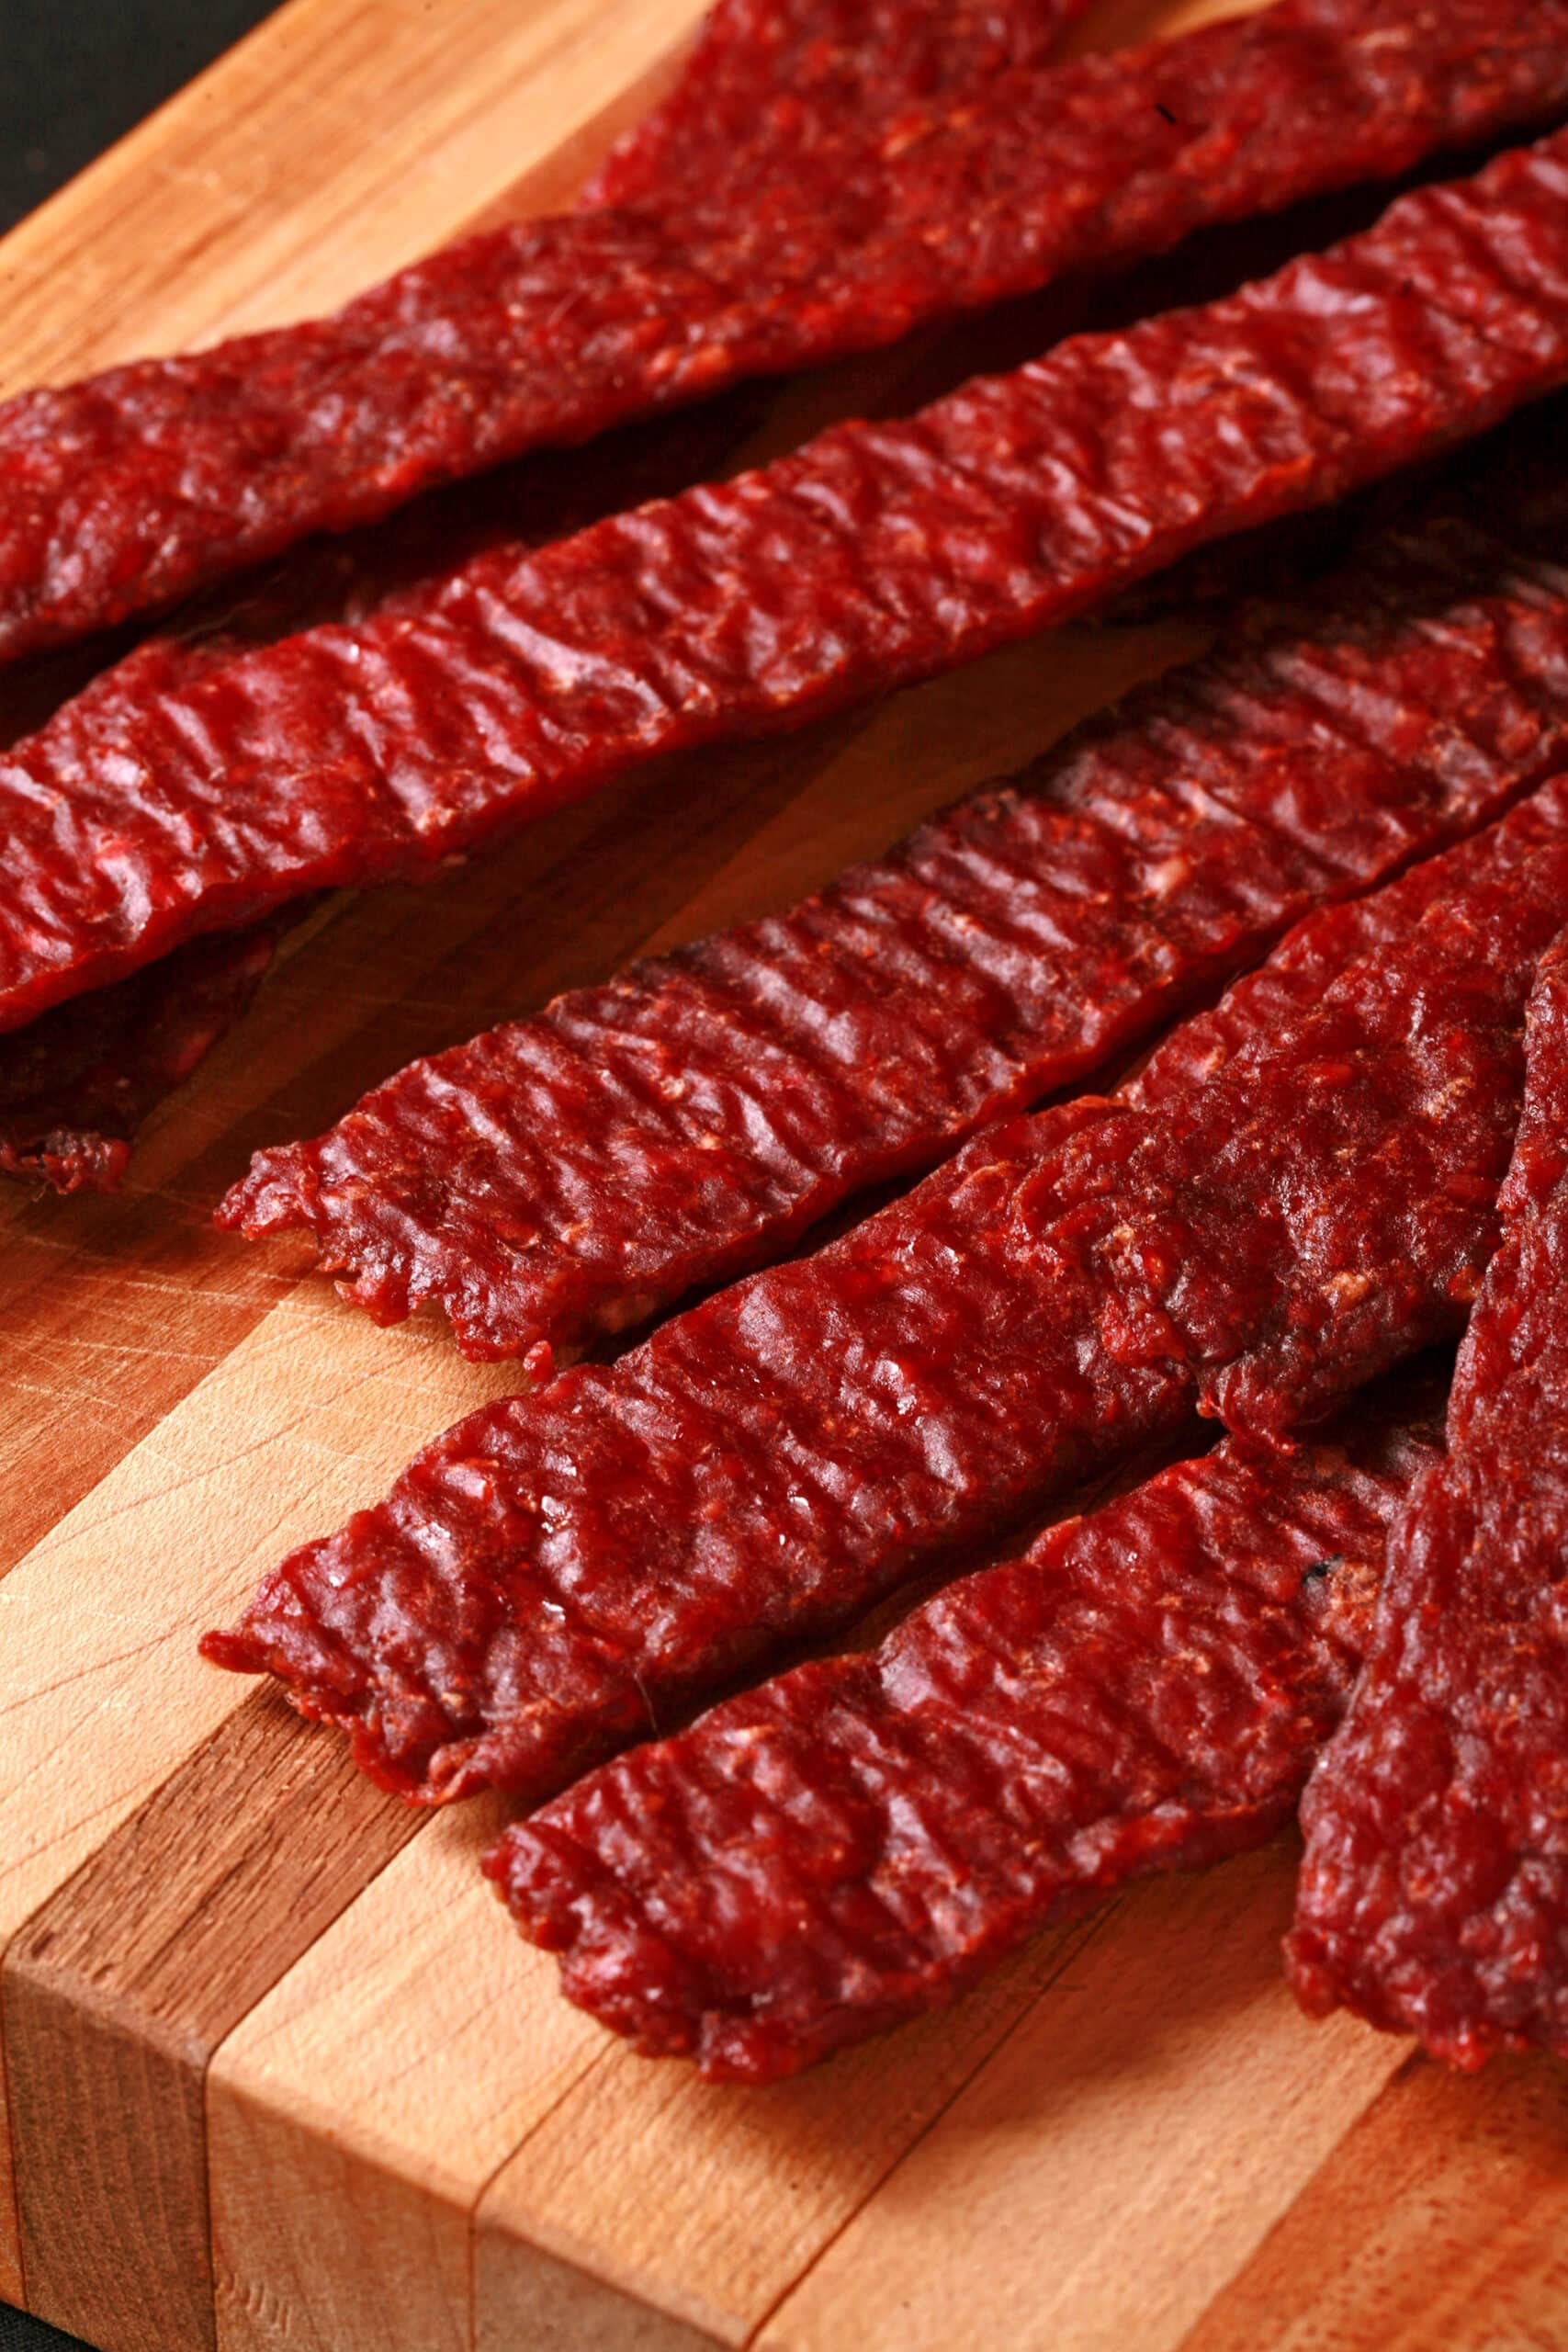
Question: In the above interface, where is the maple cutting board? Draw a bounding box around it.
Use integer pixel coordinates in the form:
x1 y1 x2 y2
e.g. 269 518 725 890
3 1 1568 2346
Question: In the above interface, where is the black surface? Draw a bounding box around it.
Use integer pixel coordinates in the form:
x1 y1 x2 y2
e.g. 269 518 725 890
0 0 279 235
0 2309 87 2352
1 6 279 2346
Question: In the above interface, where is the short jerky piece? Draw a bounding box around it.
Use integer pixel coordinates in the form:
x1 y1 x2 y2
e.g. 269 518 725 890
587 0 1089 213
490 1395 1440 2082
4 0 1563 666
10 130 1568 1041
219 450 1568 1363
200 782 1568 1804
1290 933 1568 2065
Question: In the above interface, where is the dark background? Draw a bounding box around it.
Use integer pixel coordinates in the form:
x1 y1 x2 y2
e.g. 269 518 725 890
0 0 278 234
0 6 277 2340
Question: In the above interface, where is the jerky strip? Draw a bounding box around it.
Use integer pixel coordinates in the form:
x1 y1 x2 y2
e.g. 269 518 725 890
200 784 1568 1804
0 916 296 1193
490 1394 1440 2082
219 447 1568 1363
5 0 1562 666
10 126 1568 1036
0 376 784 1194
1289 933 1568 2065
0 630 286 1189
587 0 1090 212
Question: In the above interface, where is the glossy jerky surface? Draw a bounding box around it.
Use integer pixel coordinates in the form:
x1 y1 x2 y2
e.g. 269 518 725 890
0 630 297 1189
10 130 1568 1042
4 0 1564 666
220 455 1568 1362
490 1398 1440 2081
200 784 1568 1804
1290 935 1568 2065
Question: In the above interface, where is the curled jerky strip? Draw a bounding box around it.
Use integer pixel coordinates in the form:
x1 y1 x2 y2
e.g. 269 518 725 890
203 782 1568 1805
0 0 1564 665
1291 931 1568 2065
220 447 1568 1361
491 1389 1439 2082
6 129 1568 1037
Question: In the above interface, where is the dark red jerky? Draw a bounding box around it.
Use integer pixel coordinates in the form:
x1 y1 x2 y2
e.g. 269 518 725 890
11 129 1568 1040
0 629 290 1188
219 459 1568 1363
3 1 1566 673
0 915 295 1193
199 784 1568 1804
0 380 784 1196
1290 936 1568 2066
585 0 1090 213
489 1397 1440 2082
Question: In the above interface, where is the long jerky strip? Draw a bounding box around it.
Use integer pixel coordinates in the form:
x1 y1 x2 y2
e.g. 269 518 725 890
201 784 1568 1804
1290 933 1568 2066
490 1389 1441 2082
6 0 1563 666
10 128 1568 1040
6 0 1561 668
0 0 964 1191
587 0 1090 213
1 0 1089 664
0 370 784 1194
220 443 1568 1363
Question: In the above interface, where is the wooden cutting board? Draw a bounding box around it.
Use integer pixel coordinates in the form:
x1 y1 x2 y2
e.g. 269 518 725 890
2 2 1567 2346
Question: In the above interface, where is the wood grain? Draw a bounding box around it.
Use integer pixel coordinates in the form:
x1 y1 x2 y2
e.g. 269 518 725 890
0 0 712 392
5 1695 423 2352
5 0 1565 2347
1181 2050 1568 2352
0 1289 523 2305
472 1918 1109 2347
207 1804 573 2352
760 1849 1404 2352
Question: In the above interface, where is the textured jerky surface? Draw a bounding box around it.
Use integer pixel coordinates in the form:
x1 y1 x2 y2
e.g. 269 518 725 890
9 127 1568 1040
4 0 1563 666
491 1396 1440 2081
220 442 1568 1361
1290 934 1568 2064
0 379 783 1195
0 630 296 1189
201 782 1568 1804
586 0 1089 211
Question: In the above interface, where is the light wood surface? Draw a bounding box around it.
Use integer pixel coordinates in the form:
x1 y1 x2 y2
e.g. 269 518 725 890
1 0 1564 2347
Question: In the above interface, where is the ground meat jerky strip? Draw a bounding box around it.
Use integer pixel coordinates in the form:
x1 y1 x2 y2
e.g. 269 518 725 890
491 1390 1441 2082
0 0 1076 1185
0 629 318 1190
3 1 1566 670
201 784 1568 1804
220 449 1568 1364
1290 935 1568 2065
0 380 788 1195
586 0 1090 214
11 130 1568 1039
